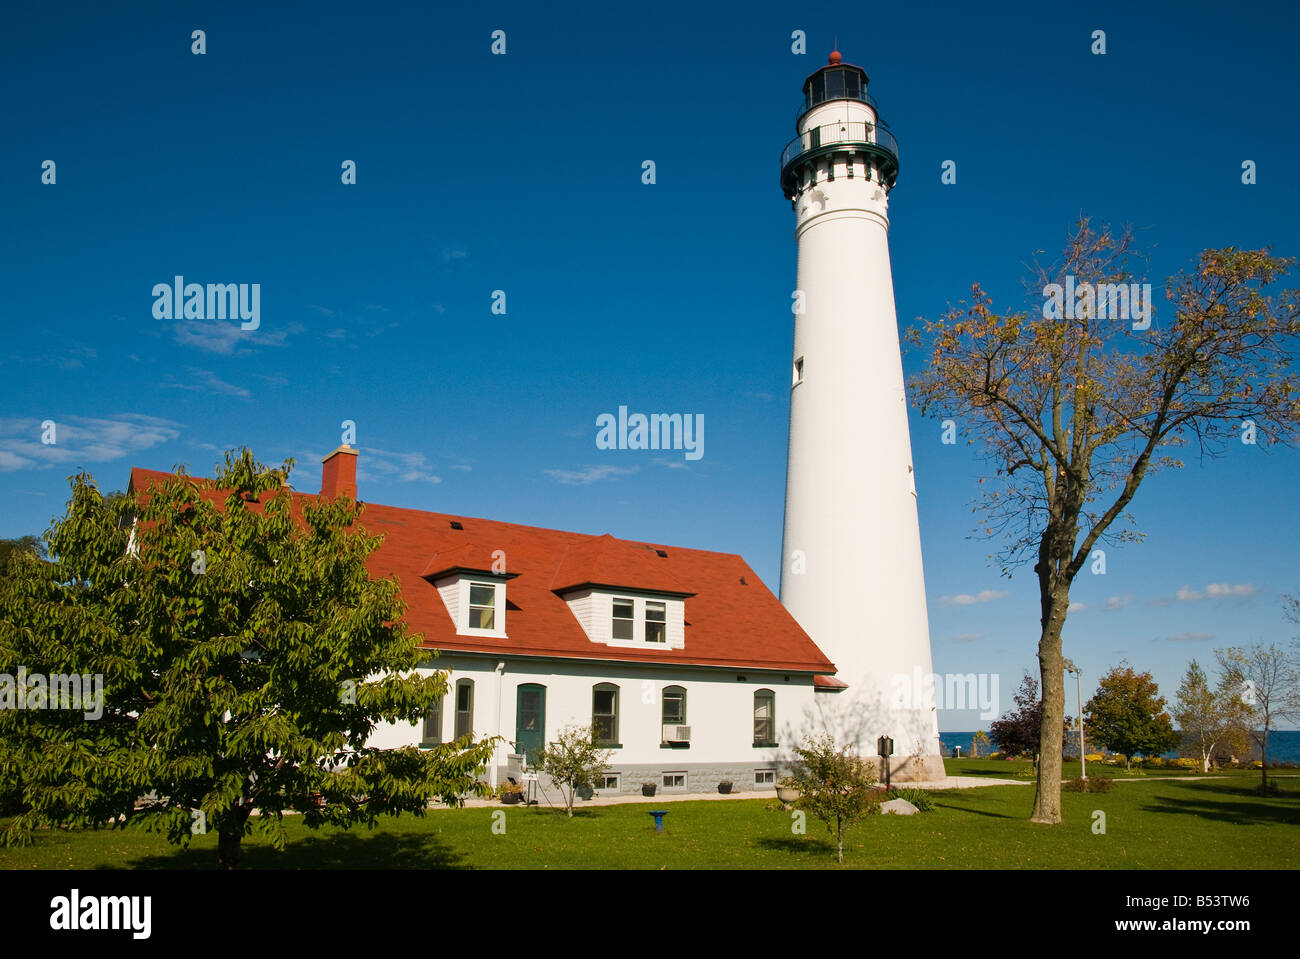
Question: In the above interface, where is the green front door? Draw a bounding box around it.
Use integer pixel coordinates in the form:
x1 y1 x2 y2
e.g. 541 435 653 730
516 684 546 766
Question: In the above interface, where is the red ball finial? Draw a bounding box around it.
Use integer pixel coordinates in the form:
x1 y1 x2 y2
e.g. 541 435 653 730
828 50 842 64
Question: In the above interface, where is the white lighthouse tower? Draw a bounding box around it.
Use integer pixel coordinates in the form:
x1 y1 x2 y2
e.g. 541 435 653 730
778 51 943 781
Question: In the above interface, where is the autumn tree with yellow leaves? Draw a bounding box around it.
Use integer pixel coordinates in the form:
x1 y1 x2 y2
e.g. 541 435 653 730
907 219 1300 824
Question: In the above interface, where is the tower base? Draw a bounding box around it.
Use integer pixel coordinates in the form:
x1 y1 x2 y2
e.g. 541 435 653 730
864 754 947 784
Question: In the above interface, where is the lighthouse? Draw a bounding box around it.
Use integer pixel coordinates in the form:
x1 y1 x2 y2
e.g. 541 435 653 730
778 51 943 781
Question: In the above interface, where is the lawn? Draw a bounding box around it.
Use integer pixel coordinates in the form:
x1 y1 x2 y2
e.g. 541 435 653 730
945 757 1290 780
2 774 1296 870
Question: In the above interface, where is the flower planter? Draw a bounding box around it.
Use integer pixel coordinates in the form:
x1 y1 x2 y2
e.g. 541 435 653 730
718 781 733 795
501 792 522 805
775 786 800 803
641 784 657 797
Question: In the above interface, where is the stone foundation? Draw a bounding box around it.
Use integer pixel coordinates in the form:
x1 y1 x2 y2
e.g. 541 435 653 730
865 753 947 783
495 751 948 795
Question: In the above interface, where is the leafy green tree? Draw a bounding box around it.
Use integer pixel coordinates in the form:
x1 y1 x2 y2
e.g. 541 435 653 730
1084 665 1179 769
1174 660 1248 772
0 450 497 868
536 724 613 817
788 732 882 864
970 730 990 758
0 536 42 574
1215 643 1300 789
908 220 1300 822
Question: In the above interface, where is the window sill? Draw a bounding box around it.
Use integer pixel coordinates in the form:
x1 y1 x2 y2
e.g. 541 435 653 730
753 741 779 749
660 742 691 749
596 743 622 749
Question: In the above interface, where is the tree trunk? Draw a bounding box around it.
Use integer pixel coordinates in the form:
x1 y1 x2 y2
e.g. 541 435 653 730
217 804 251 870
836 819 844 864
1260 727 1269 789
566 786 574 817
1030 589 1068 824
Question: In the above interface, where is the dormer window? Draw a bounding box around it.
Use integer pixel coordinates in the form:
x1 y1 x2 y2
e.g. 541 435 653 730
612 598 635 640
645 601 667 643
429 573 509 638
563 590 687 650
468 583 497 630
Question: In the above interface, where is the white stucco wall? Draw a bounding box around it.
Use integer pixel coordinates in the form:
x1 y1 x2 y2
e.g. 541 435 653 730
366 655 826 787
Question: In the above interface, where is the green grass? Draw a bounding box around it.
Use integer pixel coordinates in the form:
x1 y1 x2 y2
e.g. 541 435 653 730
947 757 1294 781
3 775 1297 869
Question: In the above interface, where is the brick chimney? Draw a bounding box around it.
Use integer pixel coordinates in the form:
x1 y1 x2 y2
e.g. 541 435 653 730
321 444 358 499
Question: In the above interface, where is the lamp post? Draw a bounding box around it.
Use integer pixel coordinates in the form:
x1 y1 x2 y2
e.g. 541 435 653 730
1063 659 1085 780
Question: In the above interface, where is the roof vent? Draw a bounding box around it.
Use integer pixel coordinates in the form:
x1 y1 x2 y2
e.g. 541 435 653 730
450 521 464 530
655 549 667 558
740 576 747 585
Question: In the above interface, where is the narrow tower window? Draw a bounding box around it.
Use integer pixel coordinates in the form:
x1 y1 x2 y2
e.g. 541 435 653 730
793 357 805 386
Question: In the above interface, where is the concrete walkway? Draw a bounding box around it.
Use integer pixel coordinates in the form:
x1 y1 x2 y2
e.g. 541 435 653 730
434 772 1300 811
434 774 1030 811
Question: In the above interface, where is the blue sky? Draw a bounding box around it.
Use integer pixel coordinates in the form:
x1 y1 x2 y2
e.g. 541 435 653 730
3 0 1298 729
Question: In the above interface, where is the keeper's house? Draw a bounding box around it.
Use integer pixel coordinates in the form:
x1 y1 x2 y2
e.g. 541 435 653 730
130 444 845 797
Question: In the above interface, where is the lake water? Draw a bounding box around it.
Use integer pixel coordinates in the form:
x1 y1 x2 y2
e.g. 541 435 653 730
940 729 1300 763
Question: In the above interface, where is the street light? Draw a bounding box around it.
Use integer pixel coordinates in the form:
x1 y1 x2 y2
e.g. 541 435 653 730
1063 659 1085 780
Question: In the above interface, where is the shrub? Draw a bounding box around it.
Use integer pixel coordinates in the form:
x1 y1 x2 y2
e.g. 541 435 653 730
1172 757 1200 769
1084 754 1103 762
987 752 1003 760
884 787 934 811
1062 776 1113 793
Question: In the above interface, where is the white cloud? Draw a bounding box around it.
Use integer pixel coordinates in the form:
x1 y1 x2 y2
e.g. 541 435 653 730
1103 595 1130 611
1176 582 1258 602
361 448 442 485
1068 601 1086 613
1165 632 1215 643
0 414 183 472
165 368 252 398
543 465 638 486
172 319 287 355
939 589 1009 607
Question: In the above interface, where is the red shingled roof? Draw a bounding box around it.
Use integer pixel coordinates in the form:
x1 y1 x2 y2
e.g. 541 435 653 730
127 467 836 675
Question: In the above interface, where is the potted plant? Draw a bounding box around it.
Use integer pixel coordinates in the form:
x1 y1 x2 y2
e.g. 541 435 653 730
641 782 657 797
775 776 800 804
718 780 733 794
497 781 524 805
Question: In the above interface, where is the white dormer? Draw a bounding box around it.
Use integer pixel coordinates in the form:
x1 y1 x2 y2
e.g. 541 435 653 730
434 574 509 639
562 588 686 650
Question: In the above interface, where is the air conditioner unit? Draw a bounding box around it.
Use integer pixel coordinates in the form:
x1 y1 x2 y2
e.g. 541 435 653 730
662 725 691 743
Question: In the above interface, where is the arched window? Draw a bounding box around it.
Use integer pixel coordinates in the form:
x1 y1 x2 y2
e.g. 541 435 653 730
754 689 776 746
454 678 474 740
422 694 443 747
592 683 619 745
662 685 687 726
